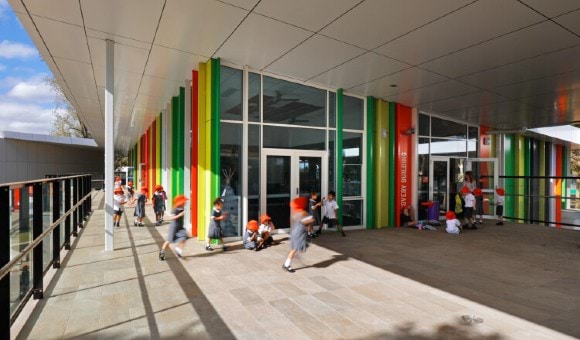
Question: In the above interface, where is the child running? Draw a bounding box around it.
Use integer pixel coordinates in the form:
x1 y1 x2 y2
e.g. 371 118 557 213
133 187 148 226
322 191 345 237
113 187 127 227
159 195 189 260
282 197 314 273
206 197 228 251
308 191 322 238
494 188 505 225
258 214 275 247
473 188 484 224
152 185 166 226
445 211 461 234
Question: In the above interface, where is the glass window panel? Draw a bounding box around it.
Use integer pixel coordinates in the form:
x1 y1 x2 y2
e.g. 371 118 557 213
430 138 467 157
418 137 429 156
263 126 325 150
263 76 326 126
11 186 33 316
468 126 478 140
342 199 362 227
343 132 362 164
343 165 362 196
418 153 429 219
249 72 260 122
266 155 291 230
343 95 363 130
329 92 336 128
220 122 243 237
328 130 335 193
468 140 478 159
419 114 430 136
42 183 52 271
220 66 242 121
248 124 260 221
343 132 362 197
431 117 466 139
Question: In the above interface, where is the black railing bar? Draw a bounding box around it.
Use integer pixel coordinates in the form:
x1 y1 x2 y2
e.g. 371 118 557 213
499 176 580 180
0 174 91 189
501 194 578 200
0 191 92 281
503 216 580 228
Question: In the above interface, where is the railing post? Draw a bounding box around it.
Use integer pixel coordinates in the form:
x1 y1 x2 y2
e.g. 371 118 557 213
0 186 10 339
79 177 84 228
72 178 78 237
32 183 44 299
88 175 92 214
52 180 61 269
64 178 71 250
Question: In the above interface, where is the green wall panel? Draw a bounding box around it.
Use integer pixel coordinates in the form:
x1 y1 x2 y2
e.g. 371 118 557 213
504 135 514 219
336 89 344 225
366 96 376 229
388 102 396 227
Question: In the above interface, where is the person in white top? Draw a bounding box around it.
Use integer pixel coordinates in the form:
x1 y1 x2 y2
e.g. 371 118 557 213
494 188 505 225
445 211 461 234
113 187 127 227
322 191 345 237
461 186 476 230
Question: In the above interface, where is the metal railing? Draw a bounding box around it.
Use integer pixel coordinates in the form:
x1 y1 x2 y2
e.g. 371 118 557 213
0 174 92 339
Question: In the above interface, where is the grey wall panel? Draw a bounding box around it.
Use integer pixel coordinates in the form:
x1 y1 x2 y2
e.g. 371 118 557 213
6 141 17 161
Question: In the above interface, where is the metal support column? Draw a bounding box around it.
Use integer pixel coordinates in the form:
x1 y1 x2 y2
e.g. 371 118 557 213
105 39 115 251
72 178 78 237
52 180 61 268
64 178 71 250
0 186 10 339
32 183 43 299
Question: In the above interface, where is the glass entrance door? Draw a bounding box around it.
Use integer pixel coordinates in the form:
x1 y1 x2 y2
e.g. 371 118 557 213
261 149 327 231
429 158 449 216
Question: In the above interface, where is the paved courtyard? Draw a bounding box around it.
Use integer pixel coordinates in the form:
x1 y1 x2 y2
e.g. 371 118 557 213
13 193 580 339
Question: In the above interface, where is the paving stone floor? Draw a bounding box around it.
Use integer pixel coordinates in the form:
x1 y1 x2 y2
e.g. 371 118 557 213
14 193 580 339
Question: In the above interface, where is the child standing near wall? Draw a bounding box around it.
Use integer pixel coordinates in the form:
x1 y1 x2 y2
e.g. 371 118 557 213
282 197 314 273
495 188 505 225
113 187 127 227
461 187 476 230
308 191 322 238
134 187 148 226
323 191 346 237
206 197 228 251
152 185 165 226
473 188 484 224
159 195 189 260
445 211 461 234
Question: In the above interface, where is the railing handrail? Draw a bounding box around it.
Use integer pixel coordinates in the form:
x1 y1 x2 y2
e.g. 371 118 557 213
0 189 92 281
499 175 580 180
0 174 92 189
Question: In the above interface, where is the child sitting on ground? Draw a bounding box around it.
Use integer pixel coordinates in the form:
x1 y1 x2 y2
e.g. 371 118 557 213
445 211 461 234
259 214 275 247
494 188 505 225
400 206 437 231
243 220 262 251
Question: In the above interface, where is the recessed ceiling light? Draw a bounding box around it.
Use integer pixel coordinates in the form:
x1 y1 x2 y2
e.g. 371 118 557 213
390 84 397 87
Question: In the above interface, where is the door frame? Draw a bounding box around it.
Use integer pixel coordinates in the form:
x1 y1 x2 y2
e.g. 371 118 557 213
260 148 328 232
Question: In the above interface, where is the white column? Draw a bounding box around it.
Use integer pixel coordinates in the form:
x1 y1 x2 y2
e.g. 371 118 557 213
104 39 114 251
184 79 192 227
242 66 249 230
161 108 168 195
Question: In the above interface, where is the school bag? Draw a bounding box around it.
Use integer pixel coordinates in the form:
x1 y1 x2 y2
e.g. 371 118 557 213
454 194 463 214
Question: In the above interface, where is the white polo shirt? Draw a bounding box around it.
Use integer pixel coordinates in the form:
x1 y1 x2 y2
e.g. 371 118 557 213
324 199 339 219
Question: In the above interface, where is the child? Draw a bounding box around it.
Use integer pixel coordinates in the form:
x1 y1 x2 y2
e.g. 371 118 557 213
133 187 148 226
159 195 189 260
473 188 484 224
152 185 166 226
243 220 261 250
158 186 168 222
461 186 476 230
114 176 122 189
258 214 275 247
400 206 423 230
113 187 127 227
308 191 322 238
206 197 228 251
445 211 461 234
322 191 346 237
282 197 314 273
494 188 505 225
126 181 134 202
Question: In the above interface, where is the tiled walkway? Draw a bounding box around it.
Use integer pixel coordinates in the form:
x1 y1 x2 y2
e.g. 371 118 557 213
14 193 579 339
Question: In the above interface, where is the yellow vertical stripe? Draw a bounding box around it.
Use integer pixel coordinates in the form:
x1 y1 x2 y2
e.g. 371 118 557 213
375 99 389 228
197 62 207 240
205 60 213 242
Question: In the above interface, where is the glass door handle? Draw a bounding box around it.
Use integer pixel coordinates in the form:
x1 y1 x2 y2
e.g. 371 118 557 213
296 187 299 195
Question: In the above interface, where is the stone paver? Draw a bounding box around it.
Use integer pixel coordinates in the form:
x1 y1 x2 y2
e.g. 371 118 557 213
13 193 580 339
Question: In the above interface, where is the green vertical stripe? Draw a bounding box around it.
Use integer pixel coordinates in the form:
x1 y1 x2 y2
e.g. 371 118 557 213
516 135 525 221
211 58 221 200
366 96 376 229
524 137 531 220
504 135 515 219
336 89 344 225
538 140 545 222
179 87 186 196
388 102 396 227
172 96 179 199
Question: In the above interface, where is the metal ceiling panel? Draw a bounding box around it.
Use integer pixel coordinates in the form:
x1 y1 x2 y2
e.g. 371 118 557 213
348 67 447 98
421 21 579 78
423 91 508 113
86 29 151 50
155 0 248 57
24 0 82 26
555 8 580 35
93 67 141 95
139 76 181 100
144 45 207 82
81 0 163 43
387 79 481 107
309 52 409 89
266 35 365 81
254 0 360 32
319 0 473 50
519 0 580 18
88 38 149 75
33 16 91 63
492 69 580 99
374 0 545 65
53 58 97 98
215 13 312 70
219 0 260 10
518 86 580 109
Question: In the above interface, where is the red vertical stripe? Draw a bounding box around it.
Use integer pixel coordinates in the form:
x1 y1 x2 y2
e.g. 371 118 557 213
555 145 562 227
140 134 146 191
191 70 199 236
152 120 157 191
395 104 413 227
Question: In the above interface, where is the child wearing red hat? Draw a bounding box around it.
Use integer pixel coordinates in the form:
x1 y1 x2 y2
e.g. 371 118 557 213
133 187 148 226
494 188 505 225
460 186 476 230
282 197 314 273
152 185 167 226
159 195 189 260
206 197 228 251
258 214 276 247
243 220 261 250
473 188 484 225
113 187 127 227
445 211 461 234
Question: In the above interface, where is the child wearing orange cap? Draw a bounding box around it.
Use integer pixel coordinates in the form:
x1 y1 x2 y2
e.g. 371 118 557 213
133 187 148 226
159 195 189 260
460 186 476 230
445 211 461 234
259 214 276 247
494 188 505 225
473 188 484 225
113 187 127 227
152 185 166 226
282 197 314 273
243 220 261 250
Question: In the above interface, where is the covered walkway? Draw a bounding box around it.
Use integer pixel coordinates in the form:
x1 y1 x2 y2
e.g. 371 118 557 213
13 194 579 339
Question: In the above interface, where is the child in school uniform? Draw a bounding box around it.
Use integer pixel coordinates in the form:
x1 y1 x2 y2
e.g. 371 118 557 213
152 185 166 226
126 181 134 202
461 186 476 230
206 197 228 251
159 195 189 260
113 187 127 227
258 214 275 247
473 188 484 224
282 197 314 273
133 187 148 226
243 220 261 250
445 211 461 234
308 191 322 238
495 188 505 225
322 191 346 237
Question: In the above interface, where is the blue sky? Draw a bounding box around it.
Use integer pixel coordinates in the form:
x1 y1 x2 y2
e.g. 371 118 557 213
0 0 60 134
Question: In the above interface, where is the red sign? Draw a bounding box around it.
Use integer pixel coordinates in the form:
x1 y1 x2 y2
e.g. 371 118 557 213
395 104 413 227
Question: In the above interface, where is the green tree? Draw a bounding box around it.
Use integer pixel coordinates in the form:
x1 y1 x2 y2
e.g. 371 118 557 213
47 77 92 138
571 149 580 175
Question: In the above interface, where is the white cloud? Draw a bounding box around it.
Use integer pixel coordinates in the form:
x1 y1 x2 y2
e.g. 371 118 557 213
0 64 5 72
0 0 8 20
7 78 55 102
0 101 59 134
0 40 38 59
